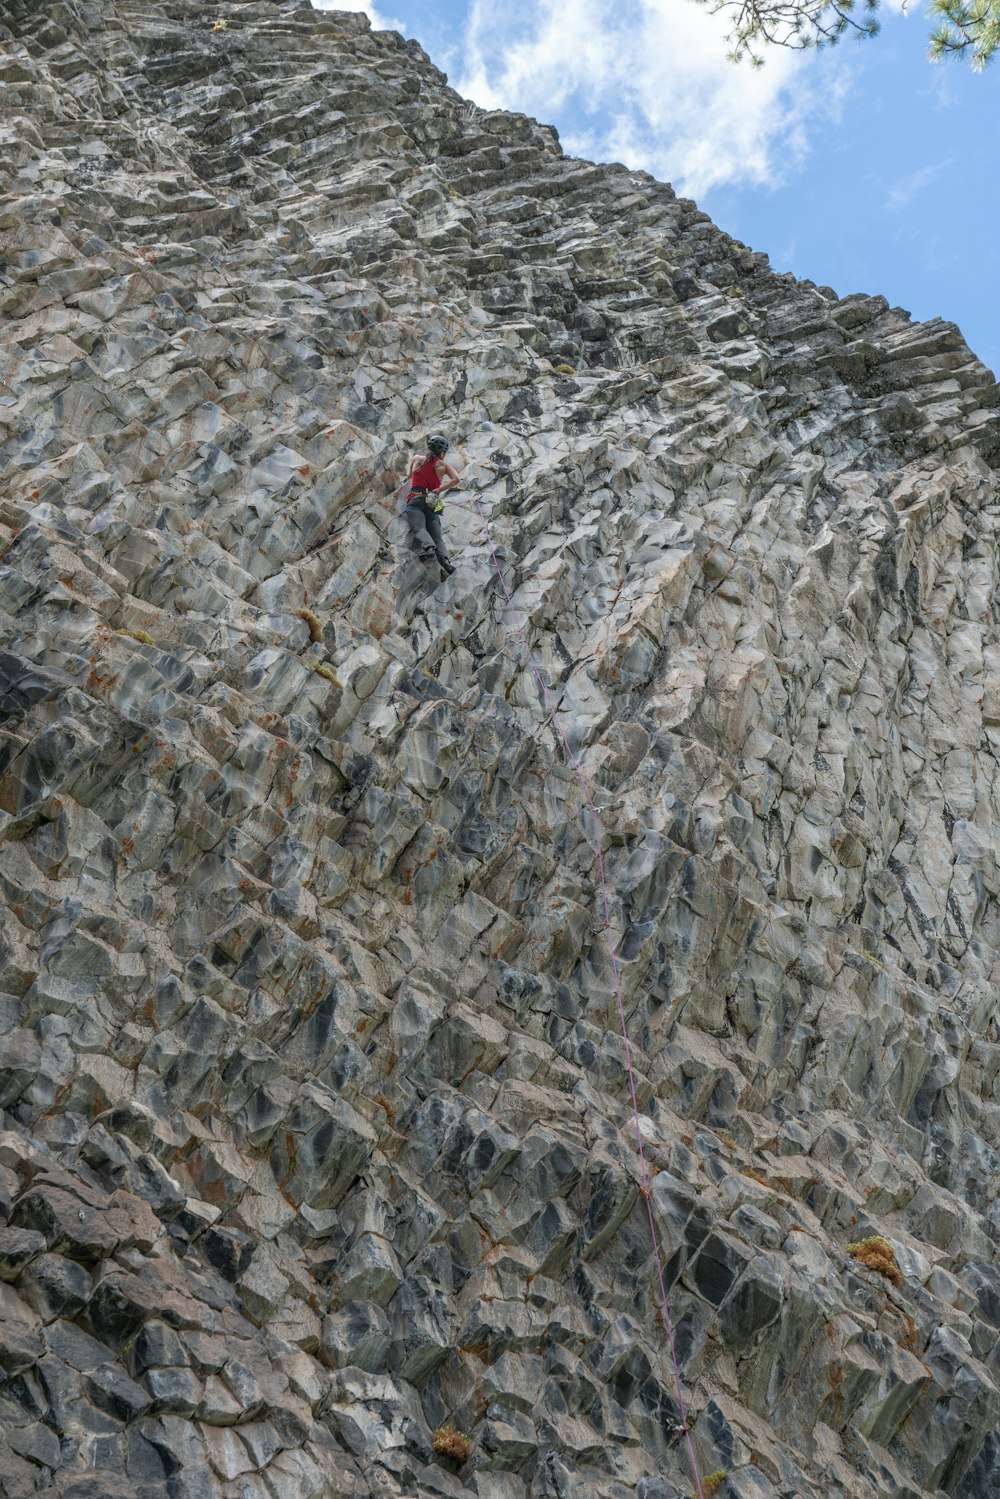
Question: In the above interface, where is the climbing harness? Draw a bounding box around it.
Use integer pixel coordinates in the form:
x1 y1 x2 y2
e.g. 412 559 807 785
471 473 707 1499
407 485 446 513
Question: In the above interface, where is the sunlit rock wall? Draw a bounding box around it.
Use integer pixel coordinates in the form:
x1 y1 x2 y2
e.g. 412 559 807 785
2 2 1000 1497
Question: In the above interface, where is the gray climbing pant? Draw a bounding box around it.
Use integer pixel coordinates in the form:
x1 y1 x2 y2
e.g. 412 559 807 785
405 493 449 567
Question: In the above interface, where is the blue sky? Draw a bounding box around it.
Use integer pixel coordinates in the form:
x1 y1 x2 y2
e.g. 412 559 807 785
318 0 998 376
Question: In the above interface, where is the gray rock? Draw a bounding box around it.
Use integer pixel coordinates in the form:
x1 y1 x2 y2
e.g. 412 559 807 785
0 1227 46 1282
335 1234 404 1309
387 1277 453 1387
145 1364 204 1415
0 1 998 1497
17 1251 93 1321
0 1282 43 1376
0 1028 42 1107
321 1301 392 1373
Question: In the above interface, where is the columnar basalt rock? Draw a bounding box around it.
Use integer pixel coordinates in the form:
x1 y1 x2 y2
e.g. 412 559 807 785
2 2 1000 1497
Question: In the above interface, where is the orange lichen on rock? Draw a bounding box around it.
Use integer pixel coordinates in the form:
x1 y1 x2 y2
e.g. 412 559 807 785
432 1426 472 1463
296 607 324 642
847 1235 903 1286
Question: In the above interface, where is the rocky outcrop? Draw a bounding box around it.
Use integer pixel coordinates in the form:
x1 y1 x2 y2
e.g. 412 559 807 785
2 2 1000 1497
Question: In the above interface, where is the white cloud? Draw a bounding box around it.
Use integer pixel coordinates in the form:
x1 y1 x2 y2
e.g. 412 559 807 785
311 0 402 33
885 158 950 211
456 0 852 200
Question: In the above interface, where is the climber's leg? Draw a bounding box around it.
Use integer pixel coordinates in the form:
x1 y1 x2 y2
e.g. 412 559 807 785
405 498 437 560
425 507 451 570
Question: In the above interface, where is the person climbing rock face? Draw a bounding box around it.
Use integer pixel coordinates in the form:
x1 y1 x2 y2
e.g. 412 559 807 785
405 435 460 579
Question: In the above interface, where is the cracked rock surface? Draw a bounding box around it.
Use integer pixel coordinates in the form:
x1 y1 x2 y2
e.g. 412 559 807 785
2 2 1000 1496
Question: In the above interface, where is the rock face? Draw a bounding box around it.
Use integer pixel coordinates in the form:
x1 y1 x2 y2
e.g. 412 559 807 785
2 2 1000 1496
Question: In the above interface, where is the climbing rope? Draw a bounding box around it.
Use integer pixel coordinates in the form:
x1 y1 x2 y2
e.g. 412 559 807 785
470 480 706 1499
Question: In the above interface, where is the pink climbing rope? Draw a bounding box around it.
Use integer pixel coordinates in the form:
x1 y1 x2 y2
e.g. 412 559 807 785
471 489 705 1499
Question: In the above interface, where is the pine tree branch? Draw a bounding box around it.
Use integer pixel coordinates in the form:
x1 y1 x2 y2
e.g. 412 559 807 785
700 0 999 64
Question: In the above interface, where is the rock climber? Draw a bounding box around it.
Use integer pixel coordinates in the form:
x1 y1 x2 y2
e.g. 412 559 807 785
405 435 461 579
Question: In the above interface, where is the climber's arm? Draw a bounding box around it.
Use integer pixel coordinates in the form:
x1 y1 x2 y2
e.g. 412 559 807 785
437 460 462 492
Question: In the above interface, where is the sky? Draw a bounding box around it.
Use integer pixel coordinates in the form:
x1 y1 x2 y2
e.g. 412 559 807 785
316 0 998 377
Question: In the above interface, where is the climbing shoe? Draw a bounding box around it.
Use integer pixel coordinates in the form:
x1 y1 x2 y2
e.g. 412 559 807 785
439 559 455 578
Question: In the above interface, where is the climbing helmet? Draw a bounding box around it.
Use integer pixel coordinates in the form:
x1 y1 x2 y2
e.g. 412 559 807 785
427 435 449 456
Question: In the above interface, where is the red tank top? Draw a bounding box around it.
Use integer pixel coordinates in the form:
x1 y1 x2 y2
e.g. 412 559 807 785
410 456 442 492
